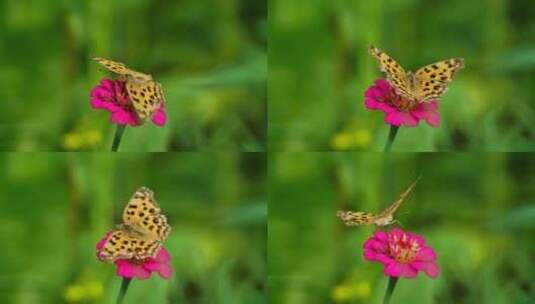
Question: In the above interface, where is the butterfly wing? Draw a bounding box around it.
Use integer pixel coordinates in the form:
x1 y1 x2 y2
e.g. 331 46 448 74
336 210 376 226
376 177 420 221
126 81 165 120
122 187 171 241
97 228 162 262
369 45 415 100
413 58 464 101
93 57 133 77
93 57 153 82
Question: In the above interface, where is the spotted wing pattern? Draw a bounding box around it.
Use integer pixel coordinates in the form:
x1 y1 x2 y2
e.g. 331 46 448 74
336 211 376 226
93 57 164 120
125 81 165 120
413 59 464 101
369 45 463 102
369 45 412 100
98 187 171 263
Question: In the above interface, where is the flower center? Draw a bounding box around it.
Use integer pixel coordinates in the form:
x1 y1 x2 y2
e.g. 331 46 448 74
384 88 419 112
388 234 420 263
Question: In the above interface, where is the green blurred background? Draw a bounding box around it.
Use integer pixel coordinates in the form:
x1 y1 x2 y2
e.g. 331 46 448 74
0 152 266 303
269 152 535 303
0 0 266 151
269 0 535 151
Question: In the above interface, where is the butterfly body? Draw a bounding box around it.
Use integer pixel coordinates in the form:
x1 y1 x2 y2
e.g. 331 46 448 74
98 187 171 263
337 178 420 227
369 45 464 103
93 57 165 121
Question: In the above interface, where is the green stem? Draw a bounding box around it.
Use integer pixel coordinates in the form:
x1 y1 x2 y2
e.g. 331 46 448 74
111 125 126 152
116 278 132 304
382 277 399 304
383 126 399 152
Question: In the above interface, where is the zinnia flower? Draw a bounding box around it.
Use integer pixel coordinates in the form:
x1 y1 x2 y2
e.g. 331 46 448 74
96 231 172 280
363 228 438 279
90 79 166 127
364 79 440 128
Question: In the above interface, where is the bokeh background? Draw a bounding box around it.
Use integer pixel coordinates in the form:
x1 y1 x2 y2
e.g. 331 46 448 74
0 152 266 303
269 0 535 151
269 152 535 303
0 0 266 151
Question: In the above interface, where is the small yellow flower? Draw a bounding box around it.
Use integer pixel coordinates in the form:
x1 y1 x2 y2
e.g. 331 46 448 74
62 129 102 150
64 280 103 303
331 281 371 302
331 130 371 150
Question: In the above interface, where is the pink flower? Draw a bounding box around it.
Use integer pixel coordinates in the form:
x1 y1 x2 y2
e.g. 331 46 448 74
364 79 440 128
90 79 167 127
363 228 439 279
96 231 173 280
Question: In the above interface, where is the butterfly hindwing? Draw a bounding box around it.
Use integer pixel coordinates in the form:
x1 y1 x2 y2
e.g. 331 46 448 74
126 81 164 120
98 228 162 262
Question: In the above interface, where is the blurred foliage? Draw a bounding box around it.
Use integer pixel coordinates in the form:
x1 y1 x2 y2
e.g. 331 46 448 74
0 0 266 151
269 152 535 303
269 0 535 151
0 152 267 303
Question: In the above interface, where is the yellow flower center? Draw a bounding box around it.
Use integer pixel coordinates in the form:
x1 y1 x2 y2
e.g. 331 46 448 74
389 234 420 263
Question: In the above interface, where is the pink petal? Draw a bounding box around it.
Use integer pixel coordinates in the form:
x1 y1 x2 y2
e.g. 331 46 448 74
415 247 437 262
363 239 386 252
96 231 112 250
411 101 441 128
365 98 396 113
400 264 418 278
374 254 394 264
110 109 140 126
151 105 167 127
363 249 378 261
384 261 403 277
116 261 137 278
157 264 173 279
90 97 120 112
155 248 171 263
373 231 388 242
133 266 152 280
411 261 439 278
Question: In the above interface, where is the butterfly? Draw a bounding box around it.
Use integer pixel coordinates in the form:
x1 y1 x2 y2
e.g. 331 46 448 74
98 187 171 262
93 57 165 121
369 45 464 102
336 178 420 227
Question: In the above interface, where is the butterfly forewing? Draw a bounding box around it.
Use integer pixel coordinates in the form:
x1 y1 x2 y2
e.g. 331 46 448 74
369 45 414 100
123 187 171 240
375 178 420 221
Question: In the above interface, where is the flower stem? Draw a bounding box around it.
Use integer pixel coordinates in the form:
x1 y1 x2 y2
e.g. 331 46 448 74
116 278 132 304
111 125 126 152
382 277 399 304
383 126 399 152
